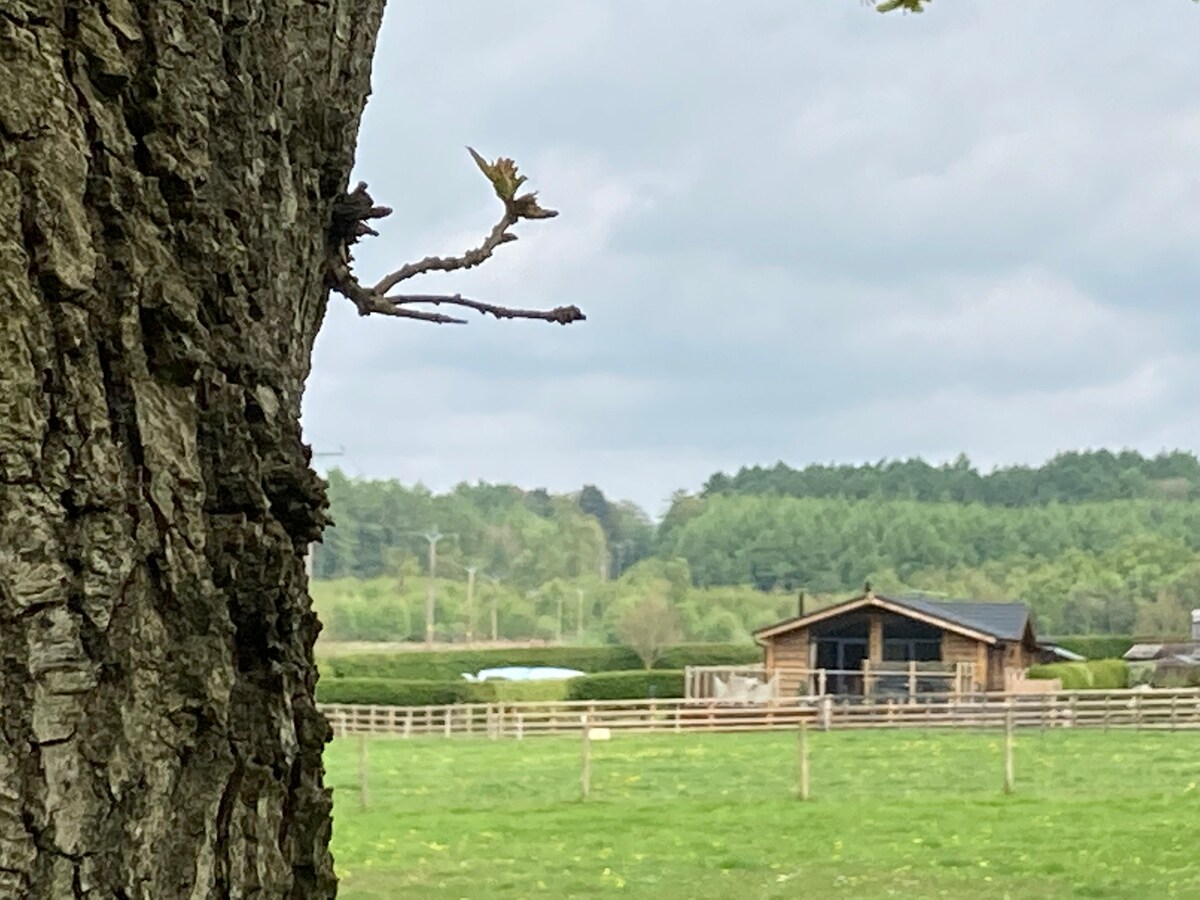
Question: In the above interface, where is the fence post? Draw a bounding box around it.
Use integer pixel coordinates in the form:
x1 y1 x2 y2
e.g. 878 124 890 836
1003 701 1015 795
403 709 412 739
817 668 827 698
358 734 371 810
1133 693 1142 731
796 721 810 801
338 712 348 739
820 695 832 732
516 714 524 741
580 714 592 801
908 661 917 704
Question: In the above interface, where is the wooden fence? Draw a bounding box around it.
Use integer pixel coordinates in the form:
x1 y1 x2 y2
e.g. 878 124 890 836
318 687 1200 740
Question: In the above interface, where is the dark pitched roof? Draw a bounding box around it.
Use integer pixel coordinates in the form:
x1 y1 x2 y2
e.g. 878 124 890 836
754 592 1032 643
887 595 1031 642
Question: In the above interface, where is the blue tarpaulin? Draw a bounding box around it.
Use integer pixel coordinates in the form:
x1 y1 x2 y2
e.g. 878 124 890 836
461 666 585 682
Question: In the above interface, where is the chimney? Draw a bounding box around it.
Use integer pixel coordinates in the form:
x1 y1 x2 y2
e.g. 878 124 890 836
1192 608 1200 642
797 591 806 617
864 580 874 600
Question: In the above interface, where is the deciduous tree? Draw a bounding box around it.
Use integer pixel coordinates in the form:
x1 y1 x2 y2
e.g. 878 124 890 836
617 592 684 669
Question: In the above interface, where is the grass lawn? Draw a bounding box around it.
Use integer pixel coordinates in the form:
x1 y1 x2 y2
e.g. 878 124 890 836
326 729 1200 899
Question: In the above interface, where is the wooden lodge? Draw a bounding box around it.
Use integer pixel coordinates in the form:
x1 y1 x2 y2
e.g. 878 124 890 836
753 589 1043 699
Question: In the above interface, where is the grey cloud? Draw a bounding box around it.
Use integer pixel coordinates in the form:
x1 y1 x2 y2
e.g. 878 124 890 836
302 1 1200 514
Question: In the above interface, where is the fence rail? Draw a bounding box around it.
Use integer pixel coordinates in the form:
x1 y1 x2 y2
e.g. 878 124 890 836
318 688 1200 740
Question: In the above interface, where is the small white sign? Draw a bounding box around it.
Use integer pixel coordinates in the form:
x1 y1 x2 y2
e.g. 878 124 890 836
588 727 612 741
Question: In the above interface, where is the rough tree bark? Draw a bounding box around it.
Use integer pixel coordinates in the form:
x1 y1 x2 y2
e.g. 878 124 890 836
1 1 387 896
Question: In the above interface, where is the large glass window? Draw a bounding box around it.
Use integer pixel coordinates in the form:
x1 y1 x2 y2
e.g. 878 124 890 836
883 638 941 662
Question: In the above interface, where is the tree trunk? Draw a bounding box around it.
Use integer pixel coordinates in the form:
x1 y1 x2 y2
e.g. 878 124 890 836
1 2 384 896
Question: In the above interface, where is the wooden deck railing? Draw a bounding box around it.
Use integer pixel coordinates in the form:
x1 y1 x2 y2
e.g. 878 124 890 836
684 665 768 700
318 687 1200 739
686 662 979 701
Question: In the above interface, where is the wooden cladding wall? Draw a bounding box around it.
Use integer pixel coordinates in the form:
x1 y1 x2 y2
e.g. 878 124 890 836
942 632 987 691
766 628 809 697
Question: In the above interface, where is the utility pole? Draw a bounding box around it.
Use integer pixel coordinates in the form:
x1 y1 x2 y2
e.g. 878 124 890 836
305 447 345 578
412 525 455 646
465 565 477 644
484 574 503 642
576 588 585 641
526 588 544 642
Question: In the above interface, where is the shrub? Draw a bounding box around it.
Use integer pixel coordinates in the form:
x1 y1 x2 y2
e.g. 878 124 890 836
659 644 759 669
1087 659 1131 689
1027 659 1129 690
318 643 758 680
1150 665 1200 689
1127 661 1156 687
567 670 686 701
1027 663 1091 689
1051 636 1134 660
486 679 571 703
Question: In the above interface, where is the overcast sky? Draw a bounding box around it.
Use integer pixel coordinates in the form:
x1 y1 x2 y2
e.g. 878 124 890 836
301 1 1200 517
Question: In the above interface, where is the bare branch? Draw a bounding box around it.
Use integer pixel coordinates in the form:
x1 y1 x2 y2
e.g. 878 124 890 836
324 150 582 327
388 293 585 326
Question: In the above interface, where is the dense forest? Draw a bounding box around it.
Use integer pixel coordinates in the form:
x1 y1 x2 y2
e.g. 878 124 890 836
313 451 1200 642
702 450 1200 505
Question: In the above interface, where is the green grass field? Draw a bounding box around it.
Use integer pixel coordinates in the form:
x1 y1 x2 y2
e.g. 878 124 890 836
326 729 1200 899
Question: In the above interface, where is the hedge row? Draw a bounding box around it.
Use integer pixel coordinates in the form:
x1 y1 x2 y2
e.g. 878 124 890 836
1027 659 1129 690
316 678 481 706
317 643 758 681
566 670 685 701
314 670 686 706
1050 636 1134 660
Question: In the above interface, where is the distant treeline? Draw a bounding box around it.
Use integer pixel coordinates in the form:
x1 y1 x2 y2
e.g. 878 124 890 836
658 494 1200 590
315 450 1200 640
315 471 654 587
702 450 1200 506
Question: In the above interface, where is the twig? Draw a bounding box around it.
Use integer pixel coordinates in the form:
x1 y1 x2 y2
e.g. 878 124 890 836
372 215 518 295
325 149 584 327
